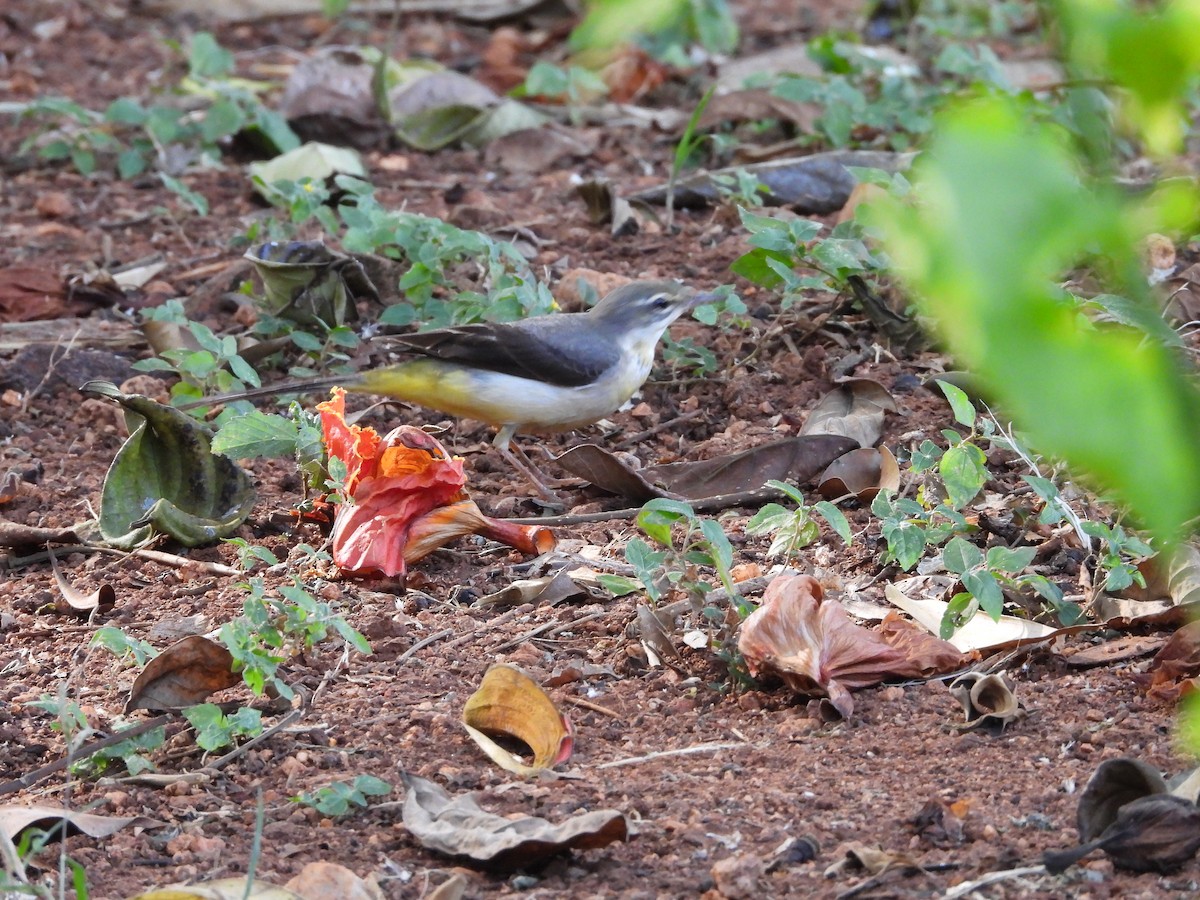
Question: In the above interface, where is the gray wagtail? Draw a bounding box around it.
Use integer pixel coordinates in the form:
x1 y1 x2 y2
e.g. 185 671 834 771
187 280 719 498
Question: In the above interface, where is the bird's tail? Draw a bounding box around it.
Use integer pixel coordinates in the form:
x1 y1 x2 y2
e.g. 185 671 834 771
176 373 363 411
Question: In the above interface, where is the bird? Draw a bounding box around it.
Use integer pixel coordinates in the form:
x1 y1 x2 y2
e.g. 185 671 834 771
188 280 719 499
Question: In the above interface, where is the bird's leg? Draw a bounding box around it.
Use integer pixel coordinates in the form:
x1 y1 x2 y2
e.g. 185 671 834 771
492 425 567 503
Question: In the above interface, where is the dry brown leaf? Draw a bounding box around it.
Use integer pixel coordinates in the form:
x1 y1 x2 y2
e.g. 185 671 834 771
1136 620 1200 703
800 379 897 449
127 878 303 899
876 612 967 676
948 671 1023 730
556 435 858 502
738 575 917 719
462 665 573 776
1045 795 1200 874
125 635 240 714
0 805 161 844
284 862 382 900
816 445 900 501
400 771 626 870
48 549 116 617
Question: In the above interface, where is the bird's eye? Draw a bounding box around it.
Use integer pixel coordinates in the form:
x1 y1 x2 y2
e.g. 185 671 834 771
651 294 671 310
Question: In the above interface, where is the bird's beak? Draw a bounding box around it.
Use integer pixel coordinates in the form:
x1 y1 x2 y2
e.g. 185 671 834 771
681 289 724 311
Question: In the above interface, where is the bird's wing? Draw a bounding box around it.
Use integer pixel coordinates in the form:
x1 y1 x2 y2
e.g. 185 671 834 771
396 315 620 387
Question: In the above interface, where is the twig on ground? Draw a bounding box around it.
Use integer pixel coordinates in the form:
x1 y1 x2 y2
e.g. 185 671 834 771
396 628 455 663
595 740 758 769
939 865 1047 899
560 696 622 719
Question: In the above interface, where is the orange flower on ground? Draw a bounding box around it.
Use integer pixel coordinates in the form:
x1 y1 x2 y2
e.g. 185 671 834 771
317 388 554 577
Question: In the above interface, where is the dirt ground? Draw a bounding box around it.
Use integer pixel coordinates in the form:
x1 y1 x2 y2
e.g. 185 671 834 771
2 1 1198 898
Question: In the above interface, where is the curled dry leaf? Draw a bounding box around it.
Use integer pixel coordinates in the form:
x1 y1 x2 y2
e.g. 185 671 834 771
400 771 627 870
800 379 897 449
475 569 592 608
738 575 918 719
125 635 240 714
462 664 573 776
1077 757 1170 842
822 842 915 878
876 613 967 676
0 806 162 845
948 672 1022 730
816 445 900 502
127 878 303 900
1136 619 1200 702
1044 795 1200 874
284 861 382 900
555 435 858 503
48 548 116 617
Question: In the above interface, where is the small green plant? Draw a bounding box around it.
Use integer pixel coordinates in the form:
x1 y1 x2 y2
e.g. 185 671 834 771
295 775 392 817
25 694 90 746
517 61 609 123
731 205 890 309
91 626 159 666
665 84 716 229
1079 520 1153 593
184 703 264 752
745 480 852 564
72 725 166 778
224 538 282 571
710 167 770 209
939 535 1072 637
10 32 297 178
133 299 261 407
600 498 745 613
4 824 90 899
871 382 988 571
220 567 370 700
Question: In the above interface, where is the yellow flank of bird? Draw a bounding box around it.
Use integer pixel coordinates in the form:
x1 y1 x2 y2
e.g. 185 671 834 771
349 352 656 434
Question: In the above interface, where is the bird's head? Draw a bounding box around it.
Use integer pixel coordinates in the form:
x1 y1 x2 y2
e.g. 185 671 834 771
588 280 720 348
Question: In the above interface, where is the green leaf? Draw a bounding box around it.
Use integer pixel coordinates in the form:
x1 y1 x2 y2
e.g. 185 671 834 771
936 380 977 428
86 381 256 549
745 503 792 534
940 444 987 510
962 569 1004 619
353 774 392 797
730 247 793 287
188 32 234 79
598 574 643 597
985 544 1037 574
699 518 734 571
940 591 976 639
942 536 983 575
212 411 301 460
201 97 244 142
883 520 926 570
813 500 852 546
160 173 209 215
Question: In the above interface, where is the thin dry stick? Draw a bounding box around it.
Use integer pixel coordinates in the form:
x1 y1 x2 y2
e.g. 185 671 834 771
493 609 608 652
396 628 454 663
939 865 1047 900
595 740 755 769
206 708 304 772
559 696 622 720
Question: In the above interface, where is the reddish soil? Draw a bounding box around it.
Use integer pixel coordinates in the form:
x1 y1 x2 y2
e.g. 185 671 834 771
1 2 1197 898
